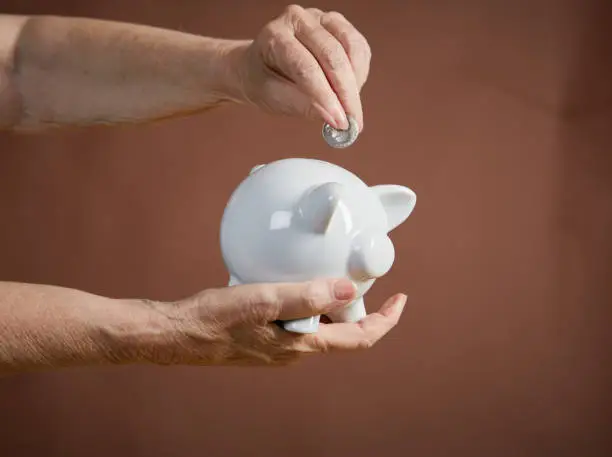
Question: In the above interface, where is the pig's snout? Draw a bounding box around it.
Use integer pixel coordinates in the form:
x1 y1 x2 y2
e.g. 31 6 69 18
349 231 395 281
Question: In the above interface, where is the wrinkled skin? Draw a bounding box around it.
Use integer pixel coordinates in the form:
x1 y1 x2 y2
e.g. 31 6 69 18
142 279 406 367
0 7 407 375
233 5 371 131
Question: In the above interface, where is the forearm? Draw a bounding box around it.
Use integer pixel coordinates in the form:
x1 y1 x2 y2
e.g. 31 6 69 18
0 281 168 374
0 14 249 131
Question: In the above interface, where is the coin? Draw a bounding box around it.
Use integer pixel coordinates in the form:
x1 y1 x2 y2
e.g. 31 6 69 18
322 116 359 148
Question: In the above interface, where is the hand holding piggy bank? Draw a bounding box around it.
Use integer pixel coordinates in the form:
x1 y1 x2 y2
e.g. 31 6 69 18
220 158 416 334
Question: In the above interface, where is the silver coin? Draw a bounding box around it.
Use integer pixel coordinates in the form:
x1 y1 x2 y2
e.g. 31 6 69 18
322 116 359 148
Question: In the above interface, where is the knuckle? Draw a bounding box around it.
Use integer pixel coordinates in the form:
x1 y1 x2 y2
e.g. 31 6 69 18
294 60 318 80
354 35 371 57
285 4 305 19
306 7 323 16
321 47 348 71
260 22 277 39
249 285 281 320
344 34 371 62
255 283 279 305
294 19 318 37
301 293 320 316
260 23 288 49
193 288 222 310
257 28 284 64
324 11 347 25
300 283 326 314
336 28 355 45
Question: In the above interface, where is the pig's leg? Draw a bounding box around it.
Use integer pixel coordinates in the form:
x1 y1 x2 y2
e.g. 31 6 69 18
327 297 367 324
281 315 321 334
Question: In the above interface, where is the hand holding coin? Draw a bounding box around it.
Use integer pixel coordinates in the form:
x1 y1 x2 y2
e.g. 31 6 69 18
322 116 360 149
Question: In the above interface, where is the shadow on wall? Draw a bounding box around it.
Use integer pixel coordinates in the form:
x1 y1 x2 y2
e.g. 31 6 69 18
554 3 612 448
559 0 612 118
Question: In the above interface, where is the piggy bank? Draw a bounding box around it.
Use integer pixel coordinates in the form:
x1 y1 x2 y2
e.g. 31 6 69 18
220 158 417 334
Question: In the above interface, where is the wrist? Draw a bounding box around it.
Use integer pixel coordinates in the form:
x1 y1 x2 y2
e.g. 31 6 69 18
210 38 252 104
104 298 179 365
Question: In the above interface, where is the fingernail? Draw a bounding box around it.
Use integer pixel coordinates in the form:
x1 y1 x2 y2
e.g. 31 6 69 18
333 105 349 130
333 278 356 301
395 294 408 310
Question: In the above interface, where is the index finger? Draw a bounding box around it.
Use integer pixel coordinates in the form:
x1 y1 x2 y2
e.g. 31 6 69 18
267 29 348 129
290 8 363 130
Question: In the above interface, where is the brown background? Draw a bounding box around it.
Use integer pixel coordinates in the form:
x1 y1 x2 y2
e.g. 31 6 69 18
0 1 611 456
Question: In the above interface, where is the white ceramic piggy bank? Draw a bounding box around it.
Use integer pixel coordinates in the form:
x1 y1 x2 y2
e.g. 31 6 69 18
220 158 417 334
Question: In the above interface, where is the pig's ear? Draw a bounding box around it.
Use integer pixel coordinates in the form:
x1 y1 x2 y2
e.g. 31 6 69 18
371 185 417 232
249 164 266 174
294 182 344 233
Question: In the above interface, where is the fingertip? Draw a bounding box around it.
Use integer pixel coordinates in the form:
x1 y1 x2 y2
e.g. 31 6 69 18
312 101 342 129
333 116 349 131
322 103 348 130
332 278 356 301
354 101 364 132
380 293 407 317
334 109 350 130
395 293 408 312
396 293 408 305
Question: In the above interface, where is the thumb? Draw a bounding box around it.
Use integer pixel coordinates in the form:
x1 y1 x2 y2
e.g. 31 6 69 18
224 278 357 322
